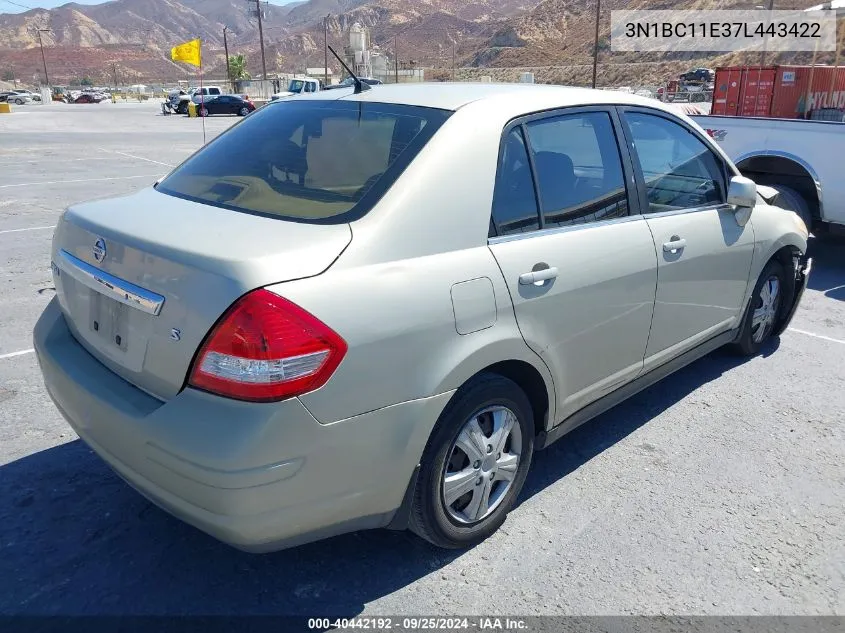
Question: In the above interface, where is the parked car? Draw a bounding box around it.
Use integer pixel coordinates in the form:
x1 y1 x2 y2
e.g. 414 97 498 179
165 89 191 114
35 84 810 553
11 89 40 102
2 91 32 105
197 95 255 117
680 67 715 83
74 93 103 104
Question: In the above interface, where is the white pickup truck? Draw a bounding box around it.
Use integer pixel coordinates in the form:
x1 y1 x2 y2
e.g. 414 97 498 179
691 115 845 237
270 77 323 101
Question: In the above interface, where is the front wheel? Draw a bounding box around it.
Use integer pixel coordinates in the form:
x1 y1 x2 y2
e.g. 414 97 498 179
199 107 208 117
238 106 250 116
14 98 24 105
732 259 787 356
410 373 534 549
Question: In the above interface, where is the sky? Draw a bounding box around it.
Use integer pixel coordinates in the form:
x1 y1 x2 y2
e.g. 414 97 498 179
0 0 299 13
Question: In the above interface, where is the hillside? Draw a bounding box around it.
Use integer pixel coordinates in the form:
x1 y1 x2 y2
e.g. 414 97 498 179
0 0 835 86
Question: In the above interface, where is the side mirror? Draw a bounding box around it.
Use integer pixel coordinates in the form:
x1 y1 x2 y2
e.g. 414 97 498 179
727 175 756 226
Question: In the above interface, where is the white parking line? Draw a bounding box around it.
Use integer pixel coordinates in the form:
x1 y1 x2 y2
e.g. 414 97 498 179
100 149 175 168
0 349 34 360
0 225 56 235
0 157 117 165
788 328 845 345
0 174 162 189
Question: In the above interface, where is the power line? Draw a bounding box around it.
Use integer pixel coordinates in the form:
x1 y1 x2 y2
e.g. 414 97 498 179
2 0 35 9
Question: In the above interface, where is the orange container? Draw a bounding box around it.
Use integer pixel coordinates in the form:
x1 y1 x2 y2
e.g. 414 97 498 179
711 65 845 118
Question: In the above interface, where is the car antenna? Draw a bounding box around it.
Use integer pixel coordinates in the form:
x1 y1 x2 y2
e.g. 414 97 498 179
327 45 370 94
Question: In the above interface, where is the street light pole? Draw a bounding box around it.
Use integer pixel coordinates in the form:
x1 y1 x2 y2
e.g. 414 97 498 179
591 0 601 89
36 28 50 86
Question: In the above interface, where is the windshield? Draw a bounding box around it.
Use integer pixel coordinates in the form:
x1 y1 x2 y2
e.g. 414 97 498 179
288 80 305 93
157 100 451 223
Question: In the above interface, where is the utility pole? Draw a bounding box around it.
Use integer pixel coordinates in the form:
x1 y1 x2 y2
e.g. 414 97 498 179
223 25 231 89
591 0 601 89
36 28 51 86
394 36 399 84
249 0 268 80
452 41 456 81
111 62 118 91
324 15 329 86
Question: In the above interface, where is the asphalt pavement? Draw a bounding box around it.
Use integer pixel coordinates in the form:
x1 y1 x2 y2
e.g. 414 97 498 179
0 102 843 618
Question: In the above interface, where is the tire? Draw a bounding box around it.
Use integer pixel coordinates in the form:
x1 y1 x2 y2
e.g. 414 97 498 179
199 107 208 117
14 98 24 105
732 259 787 356
768 184 813 233
239 106 250 116
409 372 534 549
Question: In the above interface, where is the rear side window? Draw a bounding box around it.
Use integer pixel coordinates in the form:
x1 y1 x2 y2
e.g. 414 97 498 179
157 100 451 223
524 112 629 228
624 111 726 212
491 128 540 236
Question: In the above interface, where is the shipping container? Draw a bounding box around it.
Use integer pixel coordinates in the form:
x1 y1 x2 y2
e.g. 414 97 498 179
711 65 845 119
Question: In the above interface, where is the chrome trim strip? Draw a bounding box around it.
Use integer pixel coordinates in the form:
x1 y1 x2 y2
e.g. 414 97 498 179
57 249 165 316
488 214 642 245
641 203 732 220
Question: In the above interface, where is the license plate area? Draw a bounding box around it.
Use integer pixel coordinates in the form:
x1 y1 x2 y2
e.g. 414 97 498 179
88 289 130 353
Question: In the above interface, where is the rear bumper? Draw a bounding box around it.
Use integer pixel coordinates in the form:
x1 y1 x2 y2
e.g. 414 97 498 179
775 255 812 337
34 298 449 552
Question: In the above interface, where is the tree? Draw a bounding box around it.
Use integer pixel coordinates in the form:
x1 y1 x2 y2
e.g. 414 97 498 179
2 69 14 82
275 52 286 73
79 76 94 86
228 54 251 81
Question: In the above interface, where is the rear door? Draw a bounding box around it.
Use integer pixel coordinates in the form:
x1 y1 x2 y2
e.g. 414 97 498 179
618 107 754 369
488 107 658 420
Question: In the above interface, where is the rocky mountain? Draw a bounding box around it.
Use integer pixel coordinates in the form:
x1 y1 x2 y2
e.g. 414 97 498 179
0 0 833 86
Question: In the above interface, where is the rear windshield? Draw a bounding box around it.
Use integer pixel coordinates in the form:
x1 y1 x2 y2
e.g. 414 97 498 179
157 100 451 223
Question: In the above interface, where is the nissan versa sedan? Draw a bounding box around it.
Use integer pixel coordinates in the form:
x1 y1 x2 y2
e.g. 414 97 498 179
34 84 811 552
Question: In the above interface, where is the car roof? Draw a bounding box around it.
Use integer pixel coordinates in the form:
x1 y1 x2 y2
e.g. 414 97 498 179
292 82 675 115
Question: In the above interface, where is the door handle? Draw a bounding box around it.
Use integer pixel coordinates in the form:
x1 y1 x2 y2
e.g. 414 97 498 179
662 237 687 253
519 267 559 285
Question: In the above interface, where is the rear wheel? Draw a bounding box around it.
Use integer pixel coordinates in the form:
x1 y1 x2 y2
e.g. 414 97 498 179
199 107 208 117
239 106 250 116
14 98 24 105
410 373 534 549
732 259 786 356
769 184 813 233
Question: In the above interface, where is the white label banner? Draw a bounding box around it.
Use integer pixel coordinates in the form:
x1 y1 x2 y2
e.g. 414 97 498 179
610 10 837 52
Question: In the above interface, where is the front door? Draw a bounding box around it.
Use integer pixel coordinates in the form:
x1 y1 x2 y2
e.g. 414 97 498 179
488 108 658 421
619 108 755 369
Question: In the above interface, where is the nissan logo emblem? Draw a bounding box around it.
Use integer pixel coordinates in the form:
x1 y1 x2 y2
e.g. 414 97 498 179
92 238 107 263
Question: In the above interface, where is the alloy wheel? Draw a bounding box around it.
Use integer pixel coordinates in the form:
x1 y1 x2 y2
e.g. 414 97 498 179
752 276 780 343
441 406 523 524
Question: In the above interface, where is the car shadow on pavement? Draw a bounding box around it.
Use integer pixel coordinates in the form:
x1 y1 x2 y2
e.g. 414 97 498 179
519 346 766 504
0 345 770 617
807 236 845 301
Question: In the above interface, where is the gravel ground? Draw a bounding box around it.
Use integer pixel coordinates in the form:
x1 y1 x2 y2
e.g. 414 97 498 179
0 102 843 619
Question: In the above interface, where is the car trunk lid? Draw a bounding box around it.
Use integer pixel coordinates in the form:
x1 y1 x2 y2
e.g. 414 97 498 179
51 187 351 401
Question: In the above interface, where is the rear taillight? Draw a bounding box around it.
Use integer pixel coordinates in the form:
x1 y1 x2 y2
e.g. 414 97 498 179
188 289 347 402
